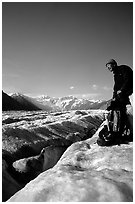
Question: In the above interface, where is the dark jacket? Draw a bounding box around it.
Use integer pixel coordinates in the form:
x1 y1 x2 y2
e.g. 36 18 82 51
113 65 133 104
107 65 133 110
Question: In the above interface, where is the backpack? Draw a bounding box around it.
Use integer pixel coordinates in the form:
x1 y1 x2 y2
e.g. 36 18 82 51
97 110 126 146
108 110 121 133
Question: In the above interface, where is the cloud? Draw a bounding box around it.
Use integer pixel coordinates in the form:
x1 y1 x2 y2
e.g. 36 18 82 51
74 93 101 99
82 93 100 98
70 86 75 90
102 86 112 91
92 84 98 90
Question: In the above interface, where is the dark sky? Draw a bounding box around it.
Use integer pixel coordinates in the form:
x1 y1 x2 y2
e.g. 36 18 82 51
2 2 133 100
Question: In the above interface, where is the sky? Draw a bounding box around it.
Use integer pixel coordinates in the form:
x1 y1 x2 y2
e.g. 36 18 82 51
2 2 133 100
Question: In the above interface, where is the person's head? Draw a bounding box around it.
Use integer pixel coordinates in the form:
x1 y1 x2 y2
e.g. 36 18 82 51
106 59 117 72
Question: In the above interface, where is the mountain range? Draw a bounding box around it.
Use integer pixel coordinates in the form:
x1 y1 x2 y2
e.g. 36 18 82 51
2 91 108 111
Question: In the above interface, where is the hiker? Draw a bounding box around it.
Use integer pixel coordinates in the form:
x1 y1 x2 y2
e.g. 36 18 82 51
106 59 133 109
106 59 133 140
97 59 133 146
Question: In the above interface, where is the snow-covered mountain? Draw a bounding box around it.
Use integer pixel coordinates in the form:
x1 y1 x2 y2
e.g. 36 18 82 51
36 95 108 111
35 95 60 111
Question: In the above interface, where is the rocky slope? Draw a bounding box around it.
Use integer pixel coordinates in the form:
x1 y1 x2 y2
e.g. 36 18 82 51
2 109 104 201
2 91 25 111
11 93 53 111
2 91 41 111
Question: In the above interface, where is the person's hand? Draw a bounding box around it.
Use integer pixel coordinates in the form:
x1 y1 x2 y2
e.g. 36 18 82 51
117 90 122 95
117 90 122 98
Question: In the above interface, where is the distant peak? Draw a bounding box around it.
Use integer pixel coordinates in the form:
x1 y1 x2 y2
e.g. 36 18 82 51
11 92 24 97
